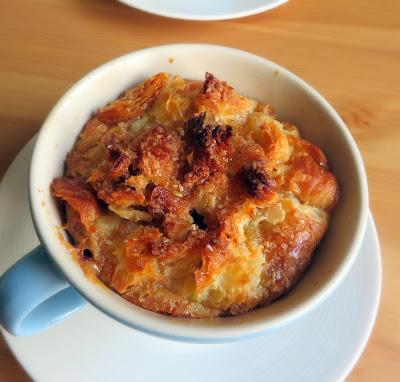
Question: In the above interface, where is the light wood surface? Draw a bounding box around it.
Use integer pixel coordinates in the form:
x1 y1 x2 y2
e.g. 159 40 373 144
0 0 399 380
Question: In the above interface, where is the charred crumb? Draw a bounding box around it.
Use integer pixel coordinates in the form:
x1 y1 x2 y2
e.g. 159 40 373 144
186 112 207 145
241 163 275 197
212 125 232 145
186 112 232 148
203 72 215 93
183 112 233 177
190 209 207 230
203 72 223 94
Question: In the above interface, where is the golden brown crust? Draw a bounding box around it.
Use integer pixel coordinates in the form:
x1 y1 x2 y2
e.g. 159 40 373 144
51 177 100 230
52 72 339 318
98 73 168 124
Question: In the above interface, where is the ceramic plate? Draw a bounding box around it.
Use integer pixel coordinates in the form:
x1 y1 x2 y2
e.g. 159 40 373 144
0 139 381 381
118 0 289 21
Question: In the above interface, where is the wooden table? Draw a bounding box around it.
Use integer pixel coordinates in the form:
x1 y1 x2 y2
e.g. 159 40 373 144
0 0 399 380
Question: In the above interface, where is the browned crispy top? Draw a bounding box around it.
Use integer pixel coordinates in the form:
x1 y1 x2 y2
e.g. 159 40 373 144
52 73 339 318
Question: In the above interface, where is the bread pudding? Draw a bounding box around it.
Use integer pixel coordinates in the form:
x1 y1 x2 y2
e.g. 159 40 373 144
51 72 339 318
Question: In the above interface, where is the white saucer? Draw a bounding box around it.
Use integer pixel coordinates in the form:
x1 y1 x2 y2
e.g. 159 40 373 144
0 139 381 382
118 0 289 21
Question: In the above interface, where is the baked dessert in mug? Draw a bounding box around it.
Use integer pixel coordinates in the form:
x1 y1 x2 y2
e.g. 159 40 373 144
51 72 339 318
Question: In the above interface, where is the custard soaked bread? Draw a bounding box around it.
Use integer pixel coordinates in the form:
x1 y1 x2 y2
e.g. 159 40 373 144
52 72 339 317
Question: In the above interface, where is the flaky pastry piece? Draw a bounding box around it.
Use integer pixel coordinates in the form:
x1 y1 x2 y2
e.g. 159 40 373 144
52 72 338 318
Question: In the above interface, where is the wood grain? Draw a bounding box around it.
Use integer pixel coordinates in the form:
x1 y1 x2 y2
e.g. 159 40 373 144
0 0 399 380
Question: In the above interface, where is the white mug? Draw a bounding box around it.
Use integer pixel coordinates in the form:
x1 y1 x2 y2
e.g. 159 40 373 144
0 44 369 342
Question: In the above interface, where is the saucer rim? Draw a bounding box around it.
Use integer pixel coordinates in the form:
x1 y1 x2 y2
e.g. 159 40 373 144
117 0 289 21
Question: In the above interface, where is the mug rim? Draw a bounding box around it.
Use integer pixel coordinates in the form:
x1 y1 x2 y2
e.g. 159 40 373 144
29 43 369 342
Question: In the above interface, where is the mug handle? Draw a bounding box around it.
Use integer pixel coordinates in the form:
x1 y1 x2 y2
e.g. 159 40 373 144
0 245 86 336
